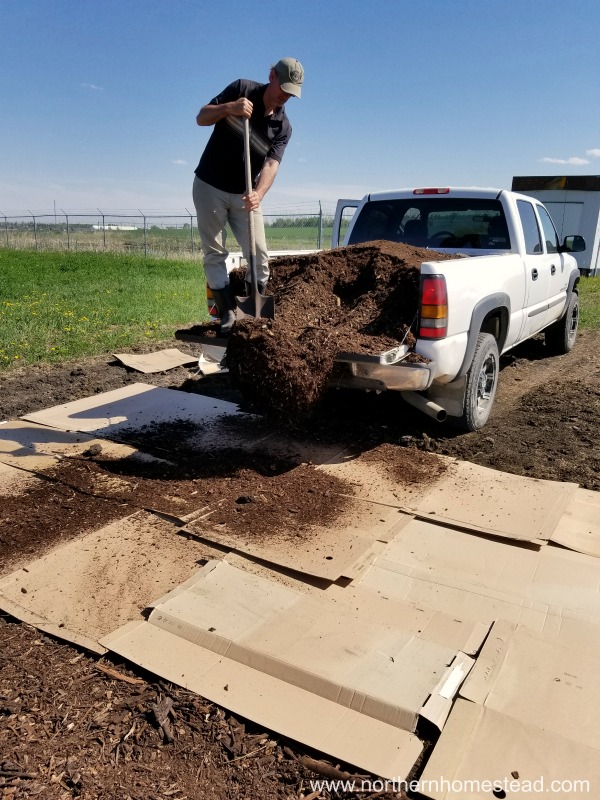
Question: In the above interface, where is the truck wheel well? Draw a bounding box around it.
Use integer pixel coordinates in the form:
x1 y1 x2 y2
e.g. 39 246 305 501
480 308 509 351
458 295 511 379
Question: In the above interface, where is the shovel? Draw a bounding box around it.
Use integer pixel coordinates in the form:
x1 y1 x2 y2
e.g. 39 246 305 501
235 118 275 320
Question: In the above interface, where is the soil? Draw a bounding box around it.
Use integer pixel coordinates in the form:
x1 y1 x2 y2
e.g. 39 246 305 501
226 242 454 422
1 241 600 799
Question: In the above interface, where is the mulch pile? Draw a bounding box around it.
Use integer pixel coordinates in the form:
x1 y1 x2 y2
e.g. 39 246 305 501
225 241 457 422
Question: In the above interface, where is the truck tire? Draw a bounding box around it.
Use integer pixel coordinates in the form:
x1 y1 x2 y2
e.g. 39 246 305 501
458 333 499 431
544 292 579 355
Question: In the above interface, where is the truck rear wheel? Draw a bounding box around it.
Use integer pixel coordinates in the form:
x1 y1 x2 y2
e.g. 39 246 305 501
458 333 499 431
545 291 579 355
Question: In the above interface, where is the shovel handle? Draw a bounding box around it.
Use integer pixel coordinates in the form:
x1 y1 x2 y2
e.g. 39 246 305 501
243 118 258 296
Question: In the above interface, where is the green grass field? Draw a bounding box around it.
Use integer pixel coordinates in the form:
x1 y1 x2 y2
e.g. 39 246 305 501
580 274 600 328
1 250 598 373
0 250 204 369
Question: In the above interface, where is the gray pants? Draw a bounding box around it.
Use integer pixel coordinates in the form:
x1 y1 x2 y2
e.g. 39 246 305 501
192 176 269 290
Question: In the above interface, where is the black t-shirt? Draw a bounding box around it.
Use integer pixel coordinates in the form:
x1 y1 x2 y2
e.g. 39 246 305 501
195 79 292 194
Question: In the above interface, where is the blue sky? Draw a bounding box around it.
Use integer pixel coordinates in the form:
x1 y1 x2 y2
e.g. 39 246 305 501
1 0 599 215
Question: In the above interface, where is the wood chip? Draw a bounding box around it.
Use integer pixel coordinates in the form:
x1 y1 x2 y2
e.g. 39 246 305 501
94 663 145 685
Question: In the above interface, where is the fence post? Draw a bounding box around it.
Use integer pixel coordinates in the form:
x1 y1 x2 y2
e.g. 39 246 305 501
97 209 106 248
186 208 194 254
2 214 7 248
139 210 147 257
318 202 323 249
28 211 38 250
62 210 70 250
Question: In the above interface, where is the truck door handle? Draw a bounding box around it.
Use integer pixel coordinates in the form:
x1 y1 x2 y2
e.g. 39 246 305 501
550 264 556 275
531 268 538 281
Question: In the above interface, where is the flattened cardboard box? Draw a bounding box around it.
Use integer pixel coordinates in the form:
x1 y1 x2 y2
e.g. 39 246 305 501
101 560 488 779
418 699 600 799
0 511 217 654
318 453 578 544
358 517 600 633
550 487 600 557
420 620 600 798
112 348 198 373
184 500 411 581
460 623 600 749
21 384 247 441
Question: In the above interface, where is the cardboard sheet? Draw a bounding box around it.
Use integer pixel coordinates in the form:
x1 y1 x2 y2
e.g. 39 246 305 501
21 384 248 443
102 618 424 781
0 419 168 473
418 699 599 799
147 560 483 728
460 624 600 749
112 348 198 373
412 460 578 543
101 559 488 778
318 450 578 544
185 501 412 581
323 582 490 657
358 517 600 632
420 621 600 798
0 419 94 456
550 487 600 557
0 511 215 654
316 448 443 508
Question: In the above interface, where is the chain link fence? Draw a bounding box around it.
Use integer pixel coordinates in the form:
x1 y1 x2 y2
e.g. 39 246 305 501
0 204 345 258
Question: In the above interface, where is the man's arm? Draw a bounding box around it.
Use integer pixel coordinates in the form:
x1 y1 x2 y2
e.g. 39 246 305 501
196 97 252 126
243 158 280 211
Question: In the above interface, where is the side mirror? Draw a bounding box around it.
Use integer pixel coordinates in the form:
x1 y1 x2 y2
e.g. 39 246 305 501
561 234 586 253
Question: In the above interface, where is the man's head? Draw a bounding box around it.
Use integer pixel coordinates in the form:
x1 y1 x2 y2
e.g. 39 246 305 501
273 58 304 99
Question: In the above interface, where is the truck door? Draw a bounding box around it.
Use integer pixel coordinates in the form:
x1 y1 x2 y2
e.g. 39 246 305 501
331 199 359 248
536 204 569 327
516 199 552 340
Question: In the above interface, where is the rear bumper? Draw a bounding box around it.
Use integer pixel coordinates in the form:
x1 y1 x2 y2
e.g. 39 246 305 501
330 352 434 391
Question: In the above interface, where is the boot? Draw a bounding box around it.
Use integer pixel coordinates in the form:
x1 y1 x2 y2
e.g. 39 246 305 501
211 285 236 336
245 280 267 296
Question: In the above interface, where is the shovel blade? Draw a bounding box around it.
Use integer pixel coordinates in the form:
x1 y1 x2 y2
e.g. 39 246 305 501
235 293 275 320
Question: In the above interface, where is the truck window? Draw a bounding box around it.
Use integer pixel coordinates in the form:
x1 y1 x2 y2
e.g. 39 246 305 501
536 205 559 254
348 198 508 248
517 200 543 254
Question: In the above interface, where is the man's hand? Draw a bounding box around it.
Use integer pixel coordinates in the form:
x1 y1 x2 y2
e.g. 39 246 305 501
230 97 253 118
196 97 253 126
242 190 261 212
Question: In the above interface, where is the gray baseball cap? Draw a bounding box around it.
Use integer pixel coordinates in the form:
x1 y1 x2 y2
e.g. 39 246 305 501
274 58 304 98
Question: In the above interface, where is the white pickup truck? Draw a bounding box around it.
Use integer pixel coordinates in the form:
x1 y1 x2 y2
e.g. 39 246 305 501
330 187 585 430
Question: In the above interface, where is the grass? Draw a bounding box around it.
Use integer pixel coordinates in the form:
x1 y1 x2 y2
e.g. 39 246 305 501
1 250 599 373
580 274 600 329
0 250 205 370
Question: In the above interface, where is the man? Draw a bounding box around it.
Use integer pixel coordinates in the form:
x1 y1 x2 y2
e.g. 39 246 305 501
193 57 304 335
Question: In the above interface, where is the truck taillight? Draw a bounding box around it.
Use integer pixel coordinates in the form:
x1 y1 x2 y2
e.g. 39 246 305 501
413 188 450 195
419 276 448 339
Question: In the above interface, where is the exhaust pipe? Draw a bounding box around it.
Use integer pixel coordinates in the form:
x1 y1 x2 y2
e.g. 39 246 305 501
402 391 447 422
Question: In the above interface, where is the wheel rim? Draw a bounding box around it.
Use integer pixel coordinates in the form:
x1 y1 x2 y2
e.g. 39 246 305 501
476 351 497 416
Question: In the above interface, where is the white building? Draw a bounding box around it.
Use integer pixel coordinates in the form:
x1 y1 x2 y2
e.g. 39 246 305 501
512 175 600 276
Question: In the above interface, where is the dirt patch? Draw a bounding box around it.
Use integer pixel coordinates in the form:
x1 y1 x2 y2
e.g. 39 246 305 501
1 248 600 798
358 443 449 486
35 446 354 545
0 471 131 573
